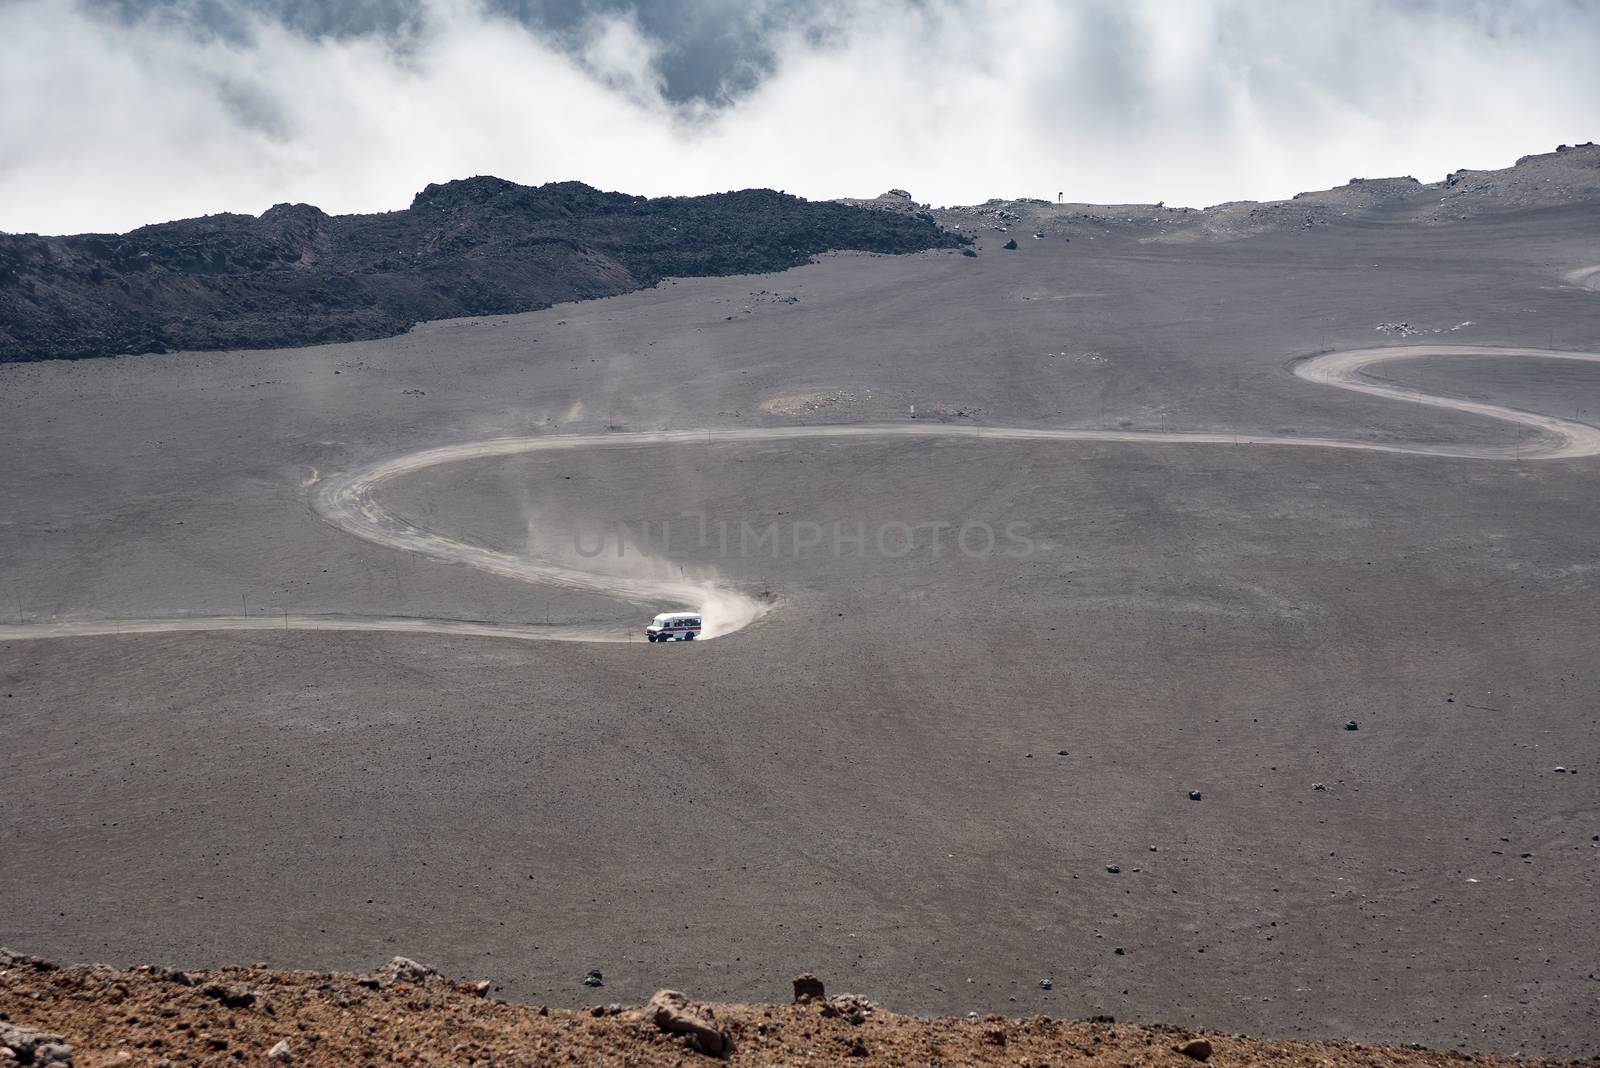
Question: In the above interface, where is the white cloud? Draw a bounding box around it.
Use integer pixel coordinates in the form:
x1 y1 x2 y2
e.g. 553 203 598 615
1 0 1596 234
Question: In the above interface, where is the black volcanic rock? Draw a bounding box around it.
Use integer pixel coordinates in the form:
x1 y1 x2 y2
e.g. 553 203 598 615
0 178 966 362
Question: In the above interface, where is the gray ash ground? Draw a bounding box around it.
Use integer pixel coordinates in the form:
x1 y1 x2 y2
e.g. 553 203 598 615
3 149 1600 1057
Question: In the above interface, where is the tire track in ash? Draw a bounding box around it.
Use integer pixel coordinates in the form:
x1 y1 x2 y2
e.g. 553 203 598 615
5 345 1600 645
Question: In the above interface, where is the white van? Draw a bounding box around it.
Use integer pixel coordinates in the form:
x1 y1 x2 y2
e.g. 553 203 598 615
646 611 702 642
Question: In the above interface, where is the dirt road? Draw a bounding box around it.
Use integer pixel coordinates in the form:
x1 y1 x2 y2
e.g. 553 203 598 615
2 344 1596 645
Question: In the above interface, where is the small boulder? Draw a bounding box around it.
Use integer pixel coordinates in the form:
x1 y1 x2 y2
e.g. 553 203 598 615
792 973 825 1002
1176 1036 1213 1061
1188 790 1202 801
377 957 436 985
266 1039 293 1063
199 982 256 1009
1002 238 1019 250
646 990 731 1057
582 969 604 988
1344 720 1359 731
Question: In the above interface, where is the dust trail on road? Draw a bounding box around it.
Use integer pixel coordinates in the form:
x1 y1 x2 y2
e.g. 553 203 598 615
1566 266 1600 292
5 345 1599 646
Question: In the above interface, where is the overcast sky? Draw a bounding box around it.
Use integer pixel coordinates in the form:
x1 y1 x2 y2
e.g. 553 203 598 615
2 0 1597 234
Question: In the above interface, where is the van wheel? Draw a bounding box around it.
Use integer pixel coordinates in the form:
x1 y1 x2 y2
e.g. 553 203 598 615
684 632 695 640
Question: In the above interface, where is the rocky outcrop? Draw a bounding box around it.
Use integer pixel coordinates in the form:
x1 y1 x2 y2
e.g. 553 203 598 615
0 179 966 363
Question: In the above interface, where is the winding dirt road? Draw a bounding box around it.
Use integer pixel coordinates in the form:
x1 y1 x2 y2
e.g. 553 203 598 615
4 344 1599 644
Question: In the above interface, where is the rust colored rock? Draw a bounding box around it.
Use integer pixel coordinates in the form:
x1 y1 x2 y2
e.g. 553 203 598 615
1176 1037 1214 1061
646 990 731 1058
792 973 825 1002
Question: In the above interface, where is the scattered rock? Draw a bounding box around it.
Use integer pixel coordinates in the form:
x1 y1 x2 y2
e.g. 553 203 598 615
459 979 493 998
961 248 978 257
1113 947 1126 956
0 1025 72 1066
1554 766 1567 773
821 994 875 1025
0 950 52 971
1313 783 1327 791
1188 790 1202 801
266 1039 293 1063
1176 1036 1214 1061
1002 238 1019 250
582 969 605 988
1344 720 1359 731
1105 864 1121 874
646 990 731 1057
1038 978 1053 990
792 973 825 1002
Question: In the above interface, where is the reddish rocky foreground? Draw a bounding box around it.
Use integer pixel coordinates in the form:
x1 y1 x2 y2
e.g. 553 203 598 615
1 950 1591 1068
